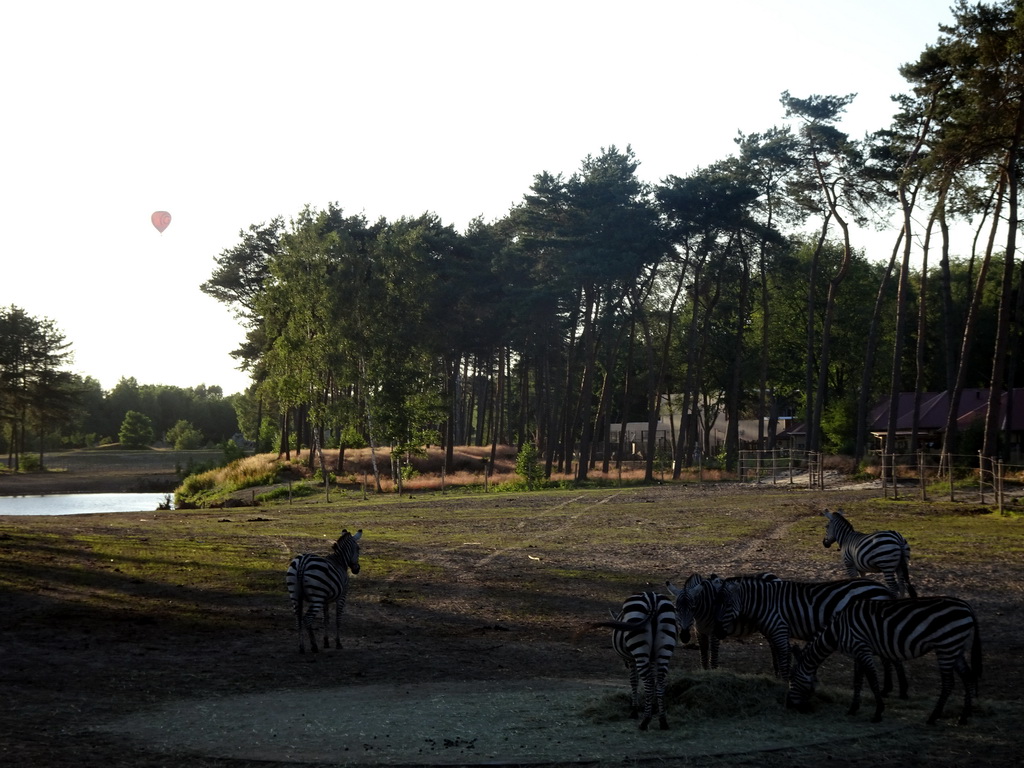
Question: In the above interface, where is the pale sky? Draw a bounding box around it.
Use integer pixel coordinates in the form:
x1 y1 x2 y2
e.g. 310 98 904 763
1 0 955 396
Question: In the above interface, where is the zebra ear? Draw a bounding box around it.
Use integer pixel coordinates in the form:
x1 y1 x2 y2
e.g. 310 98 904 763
822 509 833 519
352 529 363 540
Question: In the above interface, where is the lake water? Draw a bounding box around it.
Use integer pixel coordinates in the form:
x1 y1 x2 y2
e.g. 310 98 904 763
0 493 172 516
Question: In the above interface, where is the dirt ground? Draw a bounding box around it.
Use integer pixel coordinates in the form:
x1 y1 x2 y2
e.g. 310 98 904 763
1 475 1021 767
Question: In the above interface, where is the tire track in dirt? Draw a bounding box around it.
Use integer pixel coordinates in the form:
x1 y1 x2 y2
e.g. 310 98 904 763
473 491 625 569
728 508 813 572
361 492 627 625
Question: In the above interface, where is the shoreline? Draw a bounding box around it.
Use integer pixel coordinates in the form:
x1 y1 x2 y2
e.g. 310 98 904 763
0 470 179 496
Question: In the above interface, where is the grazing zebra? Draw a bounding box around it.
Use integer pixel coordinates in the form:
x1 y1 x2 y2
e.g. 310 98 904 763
713 575 896 681
587 591 680 730
286 529 363 653
822 508 917 598
787 597 981 724
667 572 780 671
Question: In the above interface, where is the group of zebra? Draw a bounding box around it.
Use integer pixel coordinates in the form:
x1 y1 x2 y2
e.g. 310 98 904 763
590 508 982 731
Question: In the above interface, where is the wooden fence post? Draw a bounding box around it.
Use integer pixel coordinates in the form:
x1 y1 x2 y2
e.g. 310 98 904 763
979 452 985 505
919 451 927 502
998 459 1004 515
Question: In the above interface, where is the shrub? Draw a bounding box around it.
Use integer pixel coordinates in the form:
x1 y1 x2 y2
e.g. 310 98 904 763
166 420 204 450
515 443 545 490
18 454 42 472
119 410 155 449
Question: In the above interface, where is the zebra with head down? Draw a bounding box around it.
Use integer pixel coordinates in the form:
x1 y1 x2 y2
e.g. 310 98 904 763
667 572 781 672
584 590 681 730
788 596 981 725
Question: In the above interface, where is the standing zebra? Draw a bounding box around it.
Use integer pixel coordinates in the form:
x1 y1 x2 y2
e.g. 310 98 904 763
667 572 780 671
585 591 680 730
822 508 917 597
713 575 896 681
787 596 981 724
286 529 363 653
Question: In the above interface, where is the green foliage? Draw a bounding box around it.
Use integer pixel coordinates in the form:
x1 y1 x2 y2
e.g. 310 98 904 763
515 443 545 490
821 397 856 454
174 454 280 507
166 419 204 450
17 453 42 471
337 424 367 450
255 483 321 502
222 438 246 464
118 410 154 449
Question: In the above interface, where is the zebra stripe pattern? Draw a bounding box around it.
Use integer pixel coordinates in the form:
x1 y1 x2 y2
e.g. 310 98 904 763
823 508 917 597
787 596 981 724
667 572 780 671
286 529 363 653
713 576 895 680
590 591 679 730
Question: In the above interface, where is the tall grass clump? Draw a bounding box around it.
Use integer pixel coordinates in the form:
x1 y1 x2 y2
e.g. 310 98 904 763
175 454 281 507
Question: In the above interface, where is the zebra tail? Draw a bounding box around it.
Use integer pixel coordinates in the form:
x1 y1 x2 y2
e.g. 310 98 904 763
588 614 654 633
569 622 638 647
900 560 918 598
292 564 305 619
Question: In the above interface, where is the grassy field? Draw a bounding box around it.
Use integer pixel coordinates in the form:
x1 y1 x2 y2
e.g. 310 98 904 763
1 482 1022 766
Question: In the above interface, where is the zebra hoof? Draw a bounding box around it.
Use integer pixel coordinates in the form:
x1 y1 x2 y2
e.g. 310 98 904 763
658 717 669 730
638 719 651 731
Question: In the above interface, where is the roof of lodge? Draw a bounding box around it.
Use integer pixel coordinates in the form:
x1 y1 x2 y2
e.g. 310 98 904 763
776 388 1024 439
867 388 1024 434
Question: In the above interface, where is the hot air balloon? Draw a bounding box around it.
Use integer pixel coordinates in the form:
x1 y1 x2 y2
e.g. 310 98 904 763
151 211 172 233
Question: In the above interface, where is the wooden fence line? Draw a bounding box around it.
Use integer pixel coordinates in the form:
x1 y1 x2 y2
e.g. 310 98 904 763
738 449 1021 510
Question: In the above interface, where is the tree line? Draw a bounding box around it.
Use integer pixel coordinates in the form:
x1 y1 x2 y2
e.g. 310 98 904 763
6 2 1021 482
0 306 240 469
201 3 1024 482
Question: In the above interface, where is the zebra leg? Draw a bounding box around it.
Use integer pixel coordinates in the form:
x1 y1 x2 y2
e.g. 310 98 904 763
636 659 655 731
698 633 711 670
625 659 641 720
292 600 306 654
879 658 909 698
881 658 894 696
927 666 956 725
766 630 791 679
655 663 669 730
849 661 864 716
954 654 974 725
895 660 909 699
883 572 901 597
709 635 720 670
303 606 322 653
332 594 347 648
856 654 885 723
320 603 331 651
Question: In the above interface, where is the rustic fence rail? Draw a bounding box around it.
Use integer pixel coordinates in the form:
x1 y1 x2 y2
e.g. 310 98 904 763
738 449 1023 511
